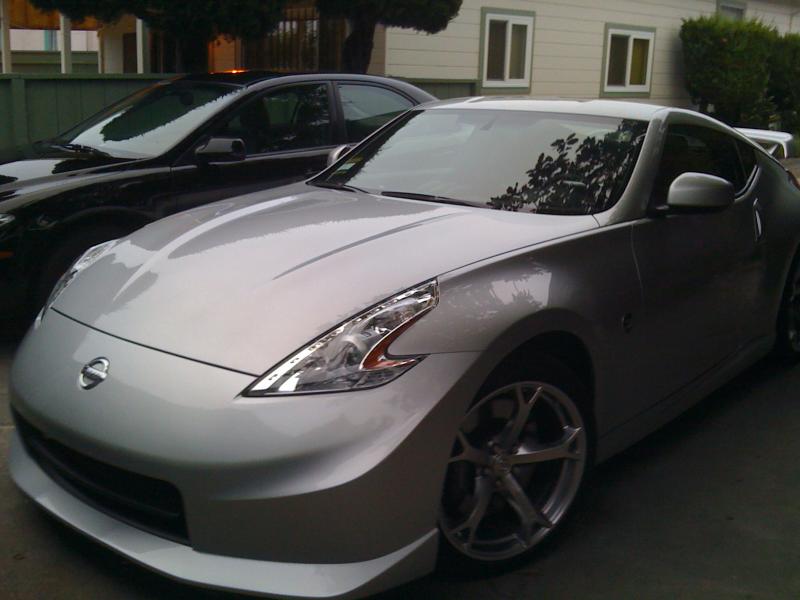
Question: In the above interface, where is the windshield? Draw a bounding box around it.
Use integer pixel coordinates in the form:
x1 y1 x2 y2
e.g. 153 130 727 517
53 81 245 159
320 109 648 215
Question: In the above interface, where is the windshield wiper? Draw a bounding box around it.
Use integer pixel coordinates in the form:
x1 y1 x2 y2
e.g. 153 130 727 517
309 181 370 194
380 190 473 207
46 141 111 158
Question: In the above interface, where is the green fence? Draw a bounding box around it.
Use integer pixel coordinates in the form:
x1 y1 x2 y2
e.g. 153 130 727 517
0 73 169 154
2 50 99 74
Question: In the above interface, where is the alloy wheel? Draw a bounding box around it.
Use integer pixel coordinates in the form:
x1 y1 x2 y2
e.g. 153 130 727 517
440 381 588 561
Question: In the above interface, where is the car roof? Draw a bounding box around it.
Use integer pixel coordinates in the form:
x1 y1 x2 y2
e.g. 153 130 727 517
422 97 668 120
178 70 427 88
174 71 437 102
178 70 288 85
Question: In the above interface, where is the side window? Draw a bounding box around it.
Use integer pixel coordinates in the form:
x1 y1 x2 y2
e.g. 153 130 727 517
212 83 331 155
652 124 746 205
736 140 758 181
338 85 414 143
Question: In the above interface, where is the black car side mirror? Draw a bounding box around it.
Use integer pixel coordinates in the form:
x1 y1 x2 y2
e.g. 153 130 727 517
195 137 246 165
666 172 735 212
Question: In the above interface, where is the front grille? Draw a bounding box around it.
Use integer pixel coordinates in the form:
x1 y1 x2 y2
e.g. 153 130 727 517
14 409 189 544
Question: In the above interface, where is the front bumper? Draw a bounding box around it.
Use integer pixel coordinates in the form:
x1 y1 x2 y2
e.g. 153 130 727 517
9 432 437 599
8 310 481 598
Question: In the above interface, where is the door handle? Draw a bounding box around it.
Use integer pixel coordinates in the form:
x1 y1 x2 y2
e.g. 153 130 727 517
753 199 764 242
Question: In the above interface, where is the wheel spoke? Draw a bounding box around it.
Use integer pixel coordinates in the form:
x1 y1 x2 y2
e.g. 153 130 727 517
449 430 490 466
500 384 543 450
501 472 552 545
507 426 582 465
446 475 494 548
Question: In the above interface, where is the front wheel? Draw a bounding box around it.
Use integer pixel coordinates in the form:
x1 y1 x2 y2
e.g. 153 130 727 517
439 359 590 565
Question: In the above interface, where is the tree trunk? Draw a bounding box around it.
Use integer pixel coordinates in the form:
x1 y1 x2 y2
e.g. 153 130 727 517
342 16 377 73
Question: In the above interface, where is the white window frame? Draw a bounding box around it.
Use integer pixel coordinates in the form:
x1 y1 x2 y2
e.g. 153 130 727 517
718 0 746 20
603 28 655 94
482 12 535 88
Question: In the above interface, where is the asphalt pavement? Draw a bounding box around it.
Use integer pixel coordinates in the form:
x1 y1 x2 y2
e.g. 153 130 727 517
2 339 800 599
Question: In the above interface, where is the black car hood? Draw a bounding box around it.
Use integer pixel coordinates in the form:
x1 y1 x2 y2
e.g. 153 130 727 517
0 145 139 206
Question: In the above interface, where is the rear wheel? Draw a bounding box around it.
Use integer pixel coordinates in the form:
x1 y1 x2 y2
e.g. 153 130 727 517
776 254 800 361
439 357 590 566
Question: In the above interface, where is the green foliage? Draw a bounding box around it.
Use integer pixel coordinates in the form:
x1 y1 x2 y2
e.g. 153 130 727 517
28 0 127 22
317 0 462 33
769 33 800 132
29 0 287 42
317 0 462 72
680 15 777 127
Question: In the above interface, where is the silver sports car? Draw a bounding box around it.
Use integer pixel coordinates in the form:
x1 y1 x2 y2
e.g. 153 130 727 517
9 99 800 599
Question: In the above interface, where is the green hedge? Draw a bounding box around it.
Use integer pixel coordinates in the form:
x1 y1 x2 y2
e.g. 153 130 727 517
769 33 800 133
680 15 777 127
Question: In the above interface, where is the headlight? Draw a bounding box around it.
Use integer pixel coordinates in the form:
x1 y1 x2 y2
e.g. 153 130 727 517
36 239 119 324
245 279 438 395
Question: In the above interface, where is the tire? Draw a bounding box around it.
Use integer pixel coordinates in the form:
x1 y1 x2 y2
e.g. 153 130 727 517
33 225 130 313
438 354 592 572
775 253 800 361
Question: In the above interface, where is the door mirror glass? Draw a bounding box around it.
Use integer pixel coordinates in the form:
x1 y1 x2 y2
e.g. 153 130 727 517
195 137 246 164
327 144 353 166
666 172 734 212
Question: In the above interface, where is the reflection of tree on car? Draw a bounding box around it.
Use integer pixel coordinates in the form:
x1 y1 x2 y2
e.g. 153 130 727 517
327 110 648 216
97 85 230 143
488 120 648 214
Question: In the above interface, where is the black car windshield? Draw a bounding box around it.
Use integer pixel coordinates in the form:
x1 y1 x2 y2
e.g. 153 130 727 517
319 109 648 214
52 81 245 159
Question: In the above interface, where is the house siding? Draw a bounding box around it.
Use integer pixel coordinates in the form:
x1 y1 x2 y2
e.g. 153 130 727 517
382 0 799 107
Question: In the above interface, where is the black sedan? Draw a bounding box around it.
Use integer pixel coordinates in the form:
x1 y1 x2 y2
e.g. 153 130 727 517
0 71 434 319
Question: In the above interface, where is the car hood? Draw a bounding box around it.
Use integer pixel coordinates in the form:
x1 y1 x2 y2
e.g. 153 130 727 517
0 147 133 205
53 187 598 375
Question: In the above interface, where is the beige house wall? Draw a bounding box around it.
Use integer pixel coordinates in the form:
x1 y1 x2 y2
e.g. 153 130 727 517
367 24 387 75
381 0 800 107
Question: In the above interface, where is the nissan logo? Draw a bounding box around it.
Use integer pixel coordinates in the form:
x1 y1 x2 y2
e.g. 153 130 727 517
78 358 110 390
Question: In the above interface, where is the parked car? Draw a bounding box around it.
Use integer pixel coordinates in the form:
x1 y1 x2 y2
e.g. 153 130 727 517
0 71 434 318
10 99 800 599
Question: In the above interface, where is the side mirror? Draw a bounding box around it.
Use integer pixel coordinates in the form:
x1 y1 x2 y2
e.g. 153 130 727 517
327 144 353 167
666 172 734 212
195 137 246 164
